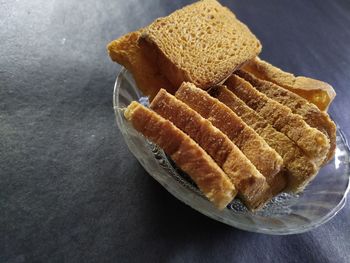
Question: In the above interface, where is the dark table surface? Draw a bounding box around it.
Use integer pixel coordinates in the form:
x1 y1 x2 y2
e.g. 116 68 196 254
1 0 350 262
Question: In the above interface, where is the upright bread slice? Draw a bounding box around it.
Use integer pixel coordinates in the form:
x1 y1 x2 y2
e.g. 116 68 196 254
124 102 237 209
210 85 318 192
151 89 269 209
175 82 285 194
140 0 261 89
225 75 330 167
241 57 336 111
236 70 336 165
107 31 175 99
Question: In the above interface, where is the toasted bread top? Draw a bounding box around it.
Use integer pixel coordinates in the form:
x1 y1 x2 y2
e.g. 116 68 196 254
151 89 269 209
242 57 336 111
140 0 261 89
125 102 237 209
236 70 336 165
175 82 283 182
211 85 318 192
226 74 330 167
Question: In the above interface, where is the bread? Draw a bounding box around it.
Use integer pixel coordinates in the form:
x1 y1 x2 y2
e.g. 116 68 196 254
225 74 330 167
139 0 261 89
241 57 336 111
151 89 270 209
109 0 337 211
236 70 336 165
175 82 285 193
210 85 318 192
124 102 237 209
107 31 176 99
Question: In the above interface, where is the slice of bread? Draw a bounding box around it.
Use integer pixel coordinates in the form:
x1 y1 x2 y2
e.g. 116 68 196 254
107 31 175 99
210 85 318 192
125 102 237 209
237 70 336 165
151 89 270 209
175 82 285 194
242 57 336 111
225 75 330 167
140 0 261 89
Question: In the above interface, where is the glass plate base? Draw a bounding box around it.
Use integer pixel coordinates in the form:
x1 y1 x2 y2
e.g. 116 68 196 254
114 68 350 235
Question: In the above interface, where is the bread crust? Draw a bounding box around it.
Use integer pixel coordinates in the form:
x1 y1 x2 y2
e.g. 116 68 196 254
225 74 330 167
151 89 270 208
125 102 237 209
175 83 284 189
242 57 336 111
107 31 176 100
236 70 336 165
210 86 318 192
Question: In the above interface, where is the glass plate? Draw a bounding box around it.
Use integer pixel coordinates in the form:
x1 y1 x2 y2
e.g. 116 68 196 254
113 68 350 235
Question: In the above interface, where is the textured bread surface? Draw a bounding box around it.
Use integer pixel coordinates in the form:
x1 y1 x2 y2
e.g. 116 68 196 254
151 89 269 208
124 102 236 209
236 70 336 165
242 57 336 111
225 75 330 167
210 86 318 192
107 31 175 99
175 82 284 193
140 0 261 89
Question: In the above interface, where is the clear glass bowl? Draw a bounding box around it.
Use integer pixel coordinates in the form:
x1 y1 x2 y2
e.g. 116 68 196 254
113 68 350 235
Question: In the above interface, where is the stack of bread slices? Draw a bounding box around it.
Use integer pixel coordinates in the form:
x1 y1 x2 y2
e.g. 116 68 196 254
108 0 336 210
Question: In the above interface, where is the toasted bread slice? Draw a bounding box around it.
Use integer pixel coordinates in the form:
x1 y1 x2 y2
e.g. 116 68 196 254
107 31 175 100
210 86 318 192
225 75 330 167
140 0 261 89
151 89 270 209
242 57 336 111
236 70 336 165
125 102 237 209
175 82 285 194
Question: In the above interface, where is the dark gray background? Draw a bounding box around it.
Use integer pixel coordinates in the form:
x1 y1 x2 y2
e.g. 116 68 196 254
1 0 350 262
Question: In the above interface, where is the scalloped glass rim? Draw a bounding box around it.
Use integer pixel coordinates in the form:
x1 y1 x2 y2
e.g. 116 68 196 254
113 68 350 235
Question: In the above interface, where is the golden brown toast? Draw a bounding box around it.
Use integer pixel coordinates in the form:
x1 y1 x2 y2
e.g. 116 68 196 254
124 102 237 209
210 86 319 192
242 57 336 111
225 75 330 167
140 0 261 89
151 89 270 209
107 31 176 100
236 70 336 165
175 82 285 194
